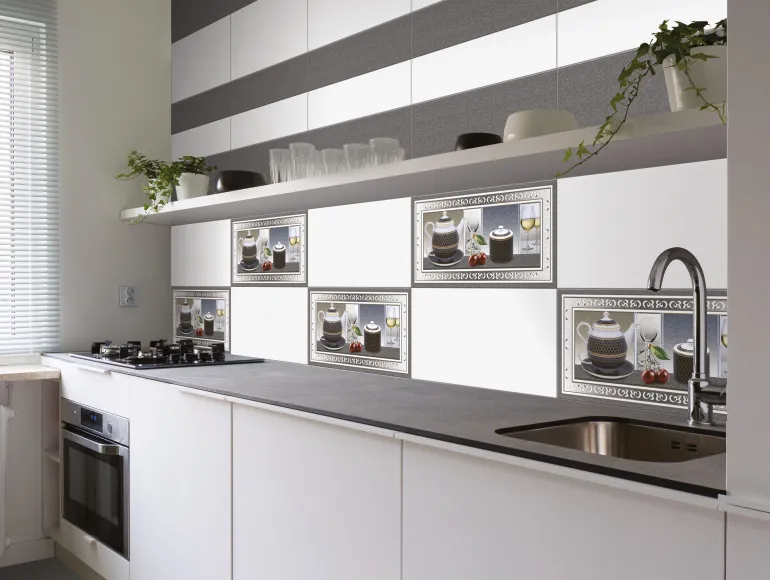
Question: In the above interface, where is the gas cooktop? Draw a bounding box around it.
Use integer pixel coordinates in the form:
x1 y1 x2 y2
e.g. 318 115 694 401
71 340 264 369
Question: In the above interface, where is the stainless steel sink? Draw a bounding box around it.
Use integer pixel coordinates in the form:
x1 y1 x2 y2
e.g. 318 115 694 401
497 418 725 462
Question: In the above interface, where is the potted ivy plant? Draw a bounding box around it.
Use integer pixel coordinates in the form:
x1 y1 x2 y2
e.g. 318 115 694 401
116 151 216 223
559 19 726 177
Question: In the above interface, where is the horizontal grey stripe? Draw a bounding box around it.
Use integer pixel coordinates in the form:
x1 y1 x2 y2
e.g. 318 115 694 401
413 0 558 58
557 49 669 127
309 16 412 91
173 0 598 136
172 54 309 135
172 0 255 43
557 0 596 11
204 48 669 176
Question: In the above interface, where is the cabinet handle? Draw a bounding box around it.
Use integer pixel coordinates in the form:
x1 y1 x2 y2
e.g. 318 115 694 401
84 533 97 547
76 365 110 375
177 386 226 401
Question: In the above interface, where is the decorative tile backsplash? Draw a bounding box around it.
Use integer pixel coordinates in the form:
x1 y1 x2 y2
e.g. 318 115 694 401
560 290 728 412
173 288 230 350
232 213 307 285
413 184 554 286
310 290 409 376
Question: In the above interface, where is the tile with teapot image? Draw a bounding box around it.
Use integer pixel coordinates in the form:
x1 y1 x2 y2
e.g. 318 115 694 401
413 182 555 287
309 290 409 376
173 288 230 350
232 213 307 285
559 289 728 413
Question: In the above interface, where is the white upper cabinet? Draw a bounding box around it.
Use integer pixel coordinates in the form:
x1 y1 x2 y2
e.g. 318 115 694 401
232 403 402 580
129 378 232 580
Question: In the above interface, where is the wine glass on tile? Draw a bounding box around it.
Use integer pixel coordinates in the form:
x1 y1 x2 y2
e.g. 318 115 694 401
346 308 358 344
288 226 300 263
465 209 481 256
520 206 535 252
720 317 728 349
385 306 398 346
393 310 401 348
533 205 542 247
638 316 658 369
215 300 225 332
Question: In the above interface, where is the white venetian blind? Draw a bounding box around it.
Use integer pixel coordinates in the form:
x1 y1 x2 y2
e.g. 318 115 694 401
0 0 58 354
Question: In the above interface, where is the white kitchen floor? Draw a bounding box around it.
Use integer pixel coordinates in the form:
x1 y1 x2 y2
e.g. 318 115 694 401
0 559 81 579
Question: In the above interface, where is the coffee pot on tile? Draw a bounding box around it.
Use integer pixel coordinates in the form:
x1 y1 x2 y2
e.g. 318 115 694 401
318 304 344 345
576 312 637 370
424 211 466 260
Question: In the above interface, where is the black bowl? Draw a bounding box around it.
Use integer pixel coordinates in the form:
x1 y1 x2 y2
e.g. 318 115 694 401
454 132 503 151
214 170 267 193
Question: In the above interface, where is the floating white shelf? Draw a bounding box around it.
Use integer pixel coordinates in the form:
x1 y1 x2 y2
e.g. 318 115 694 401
121 109 726 226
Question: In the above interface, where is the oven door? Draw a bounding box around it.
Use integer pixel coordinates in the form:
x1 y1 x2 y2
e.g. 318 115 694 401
62 425 129 558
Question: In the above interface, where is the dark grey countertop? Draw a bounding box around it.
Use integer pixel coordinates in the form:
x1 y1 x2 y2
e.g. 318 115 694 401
45 353 726 497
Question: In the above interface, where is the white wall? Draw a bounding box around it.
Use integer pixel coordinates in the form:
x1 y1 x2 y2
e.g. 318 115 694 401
58 0 172 351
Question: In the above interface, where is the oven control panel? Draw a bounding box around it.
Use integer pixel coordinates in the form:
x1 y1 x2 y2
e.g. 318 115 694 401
61 398 129 446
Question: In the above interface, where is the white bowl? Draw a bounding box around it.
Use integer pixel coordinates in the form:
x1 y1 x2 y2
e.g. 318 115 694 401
503 109 578 142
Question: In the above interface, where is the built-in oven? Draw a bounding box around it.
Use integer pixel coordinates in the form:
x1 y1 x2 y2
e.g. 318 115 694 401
61 399 129 558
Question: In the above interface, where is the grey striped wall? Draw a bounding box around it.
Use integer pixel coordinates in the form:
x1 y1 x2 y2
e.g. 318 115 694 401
171 0 724 178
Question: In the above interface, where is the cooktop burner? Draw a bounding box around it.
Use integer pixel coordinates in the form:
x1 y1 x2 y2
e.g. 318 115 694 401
71 340 263 369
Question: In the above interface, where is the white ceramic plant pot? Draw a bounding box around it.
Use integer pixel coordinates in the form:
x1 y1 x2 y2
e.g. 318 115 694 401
176 172 209 201
663 45 727 113
503 109 578 142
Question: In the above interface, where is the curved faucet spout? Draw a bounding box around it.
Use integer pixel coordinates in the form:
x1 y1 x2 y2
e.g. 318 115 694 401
647 247 718 425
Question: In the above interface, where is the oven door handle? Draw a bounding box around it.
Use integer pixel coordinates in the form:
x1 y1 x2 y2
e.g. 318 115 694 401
62 428 122 456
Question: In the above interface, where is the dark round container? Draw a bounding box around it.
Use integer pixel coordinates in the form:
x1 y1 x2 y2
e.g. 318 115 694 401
364 322 381 353
489 226 514 263
673 340 710 385
203 313 215 337
273 242 286 269
454 132 503 151
214 170 267 193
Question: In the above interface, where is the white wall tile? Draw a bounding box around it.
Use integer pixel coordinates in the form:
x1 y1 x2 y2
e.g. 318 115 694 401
231 287 309 364
231 94 308 150
308 61 411 130
558 0 727 67
412 289 558 397
172 118 230 159
412 0 445 10
557 159 727 289
308 0 411 50
172 16 231 103
412 15 557 104
231 0 308 80
309 198 412 288
171 220 231 287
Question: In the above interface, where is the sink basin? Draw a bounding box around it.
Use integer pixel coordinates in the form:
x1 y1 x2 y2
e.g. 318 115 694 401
496 418 725 462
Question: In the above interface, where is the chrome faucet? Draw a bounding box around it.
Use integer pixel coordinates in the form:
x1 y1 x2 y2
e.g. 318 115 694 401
647 247 726 425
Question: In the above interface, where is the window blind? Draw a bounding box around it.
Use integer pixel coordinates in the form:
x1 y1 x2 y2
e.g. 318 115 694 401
0 0 58 354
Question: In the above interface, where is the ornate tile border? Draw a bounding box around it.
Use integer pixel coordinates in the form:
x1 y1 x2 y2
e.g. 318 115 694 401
309 290 410 376
232 213 307 285
559 289 728 413
413 183 555 287
172 288 230 351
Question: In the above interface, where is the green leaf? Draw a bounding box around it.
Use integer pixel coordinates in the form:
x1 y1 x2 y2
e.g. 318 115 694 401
562 147 573 162
651 345 670 361
264 248 272 256
576 142 591 159
353 326 363 337
474 234 487 246
635 42 650 58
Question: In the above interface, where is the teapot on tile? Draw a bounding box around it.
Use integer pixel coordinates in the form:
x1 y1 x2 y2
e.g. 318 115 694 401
178 299 193 334
576 312 637 370
318 304 344 345
424 211 466 260
238 230 258 266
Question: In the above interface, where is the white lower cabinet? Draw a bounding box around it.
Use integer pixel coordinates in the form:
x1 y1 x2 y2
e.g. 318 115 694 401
129 378 232 580
402 442 725 580
232 403 402 580
727 513 770 580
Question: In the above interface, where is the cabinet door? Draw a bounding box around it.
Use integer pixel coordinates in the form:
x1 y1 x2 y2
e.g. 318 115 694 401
727 513 770 580
233 404 401 580
130 378 231 579
403 442 725 580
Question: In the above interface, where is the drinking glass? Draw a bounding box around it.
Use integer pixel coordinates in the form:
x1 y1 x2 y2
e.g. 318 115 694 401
345 307 358 344
385 306 398 346
394 311 401 347
215 300 225 332
533 205 542 247
322 149 347 175
344 143 372 171
288 226 300 263
520 206 535 252
720 316 728 378
269 149 292 183
396 147 406 162
369 138 400 166
721 317 728 349
465 209 482 256
289 142 316 180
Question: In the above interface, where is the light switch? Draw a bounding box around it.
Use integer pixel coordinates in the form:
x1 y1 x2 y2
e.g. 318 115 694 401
120 286 137 307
